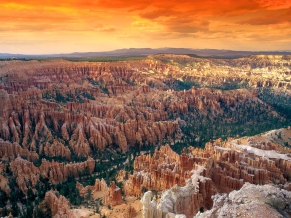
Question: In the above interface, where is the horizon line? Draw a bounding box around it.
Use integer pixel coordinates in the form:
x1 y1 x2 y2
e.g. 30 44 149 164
1 47 291 56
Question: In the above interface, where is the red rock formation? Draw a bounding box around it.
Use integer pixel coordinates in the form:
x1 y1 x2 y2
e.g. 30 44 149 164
10 157 95 192
77 179 122 207
1 56 291 216
127 129 291 217
3 57 282 157
103 181 122 206
39 157 95 184
93 178 108 193
124 145 189 196
2 57 287 169
76 182 89 197
39 190 74 218
39 140 71 160
0 139 38 161
10 157 40 193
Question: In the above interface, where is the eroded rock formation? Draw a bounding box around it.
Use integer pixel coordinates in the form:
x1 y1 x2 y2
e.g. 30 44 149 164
39 190 75 218
195 183 291 218
133 128 291 217
77 178 122 207
1 55 291 217
10 156 95 192
1 56 289 160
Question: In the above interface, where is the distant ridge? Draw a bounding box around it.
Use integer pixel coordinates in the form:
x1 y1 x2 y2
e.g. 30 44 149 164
1 48 291 59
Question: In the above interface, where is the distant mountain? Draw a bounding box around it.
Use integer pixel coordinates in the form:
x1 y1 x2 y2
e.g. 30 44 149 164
0 53 28 58
1 48 291 59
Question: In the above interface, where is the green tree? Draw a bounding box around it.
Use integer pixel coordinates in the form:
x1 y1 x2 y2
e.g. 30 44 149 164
2 207 8 216
11 201 19 217
27 188 36 201
0 190 8 207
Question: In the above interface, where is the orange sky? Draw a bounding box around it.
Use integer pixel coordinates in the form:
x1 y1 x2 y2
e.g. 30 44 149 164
1 0 291 54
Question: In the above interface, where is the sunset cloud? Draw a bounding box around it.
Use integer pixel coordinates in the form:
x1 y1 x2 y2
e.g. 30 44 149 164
1 0 291 53
238 8 291 25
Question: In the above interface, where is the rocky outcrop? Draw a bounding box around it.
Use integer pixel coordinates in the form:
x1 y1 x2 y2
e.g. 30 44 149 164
0 90 12 128
39 140 71 160
0 94 180 154
10 157 95 193
93 178 108 193
134 128 291 217
195 183 291 218
39 190 76 218
0 139 39 161
153 54 291 91
39 157 95 184
76 182 95 198
123 145 188 196
0 174 10 194
77 179 122 207
103 181 123 206
0 59 184 154
141 166 214 218
10 157 40 193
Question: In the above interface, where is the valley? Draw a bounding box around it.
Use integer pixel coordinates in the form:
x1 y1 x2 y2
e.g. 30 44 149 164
0 54 291 217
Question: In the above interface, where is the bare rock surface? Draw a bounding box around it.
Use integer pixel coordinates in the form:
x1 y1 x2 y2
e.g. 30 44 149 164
195 183 291 218
136 128 291 218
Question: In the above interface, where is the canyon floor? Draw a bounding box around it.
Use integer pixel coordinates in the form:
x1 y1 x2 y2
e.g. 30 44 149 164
0 54 291 217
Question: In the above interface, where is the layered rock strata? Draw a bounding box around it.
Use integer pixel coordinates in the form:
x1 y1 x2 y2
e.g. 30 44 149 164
134 128 291 217
10 156 95 192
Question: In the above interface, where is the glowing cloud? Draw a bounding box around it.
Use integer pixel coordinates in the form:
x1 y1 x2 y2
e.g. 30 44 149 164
1 0 291 53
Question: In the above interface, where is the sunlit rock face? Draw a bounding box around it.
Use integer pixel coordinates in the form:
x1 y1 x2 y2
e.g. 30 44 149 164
135 128 291 217
195 183 291 218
